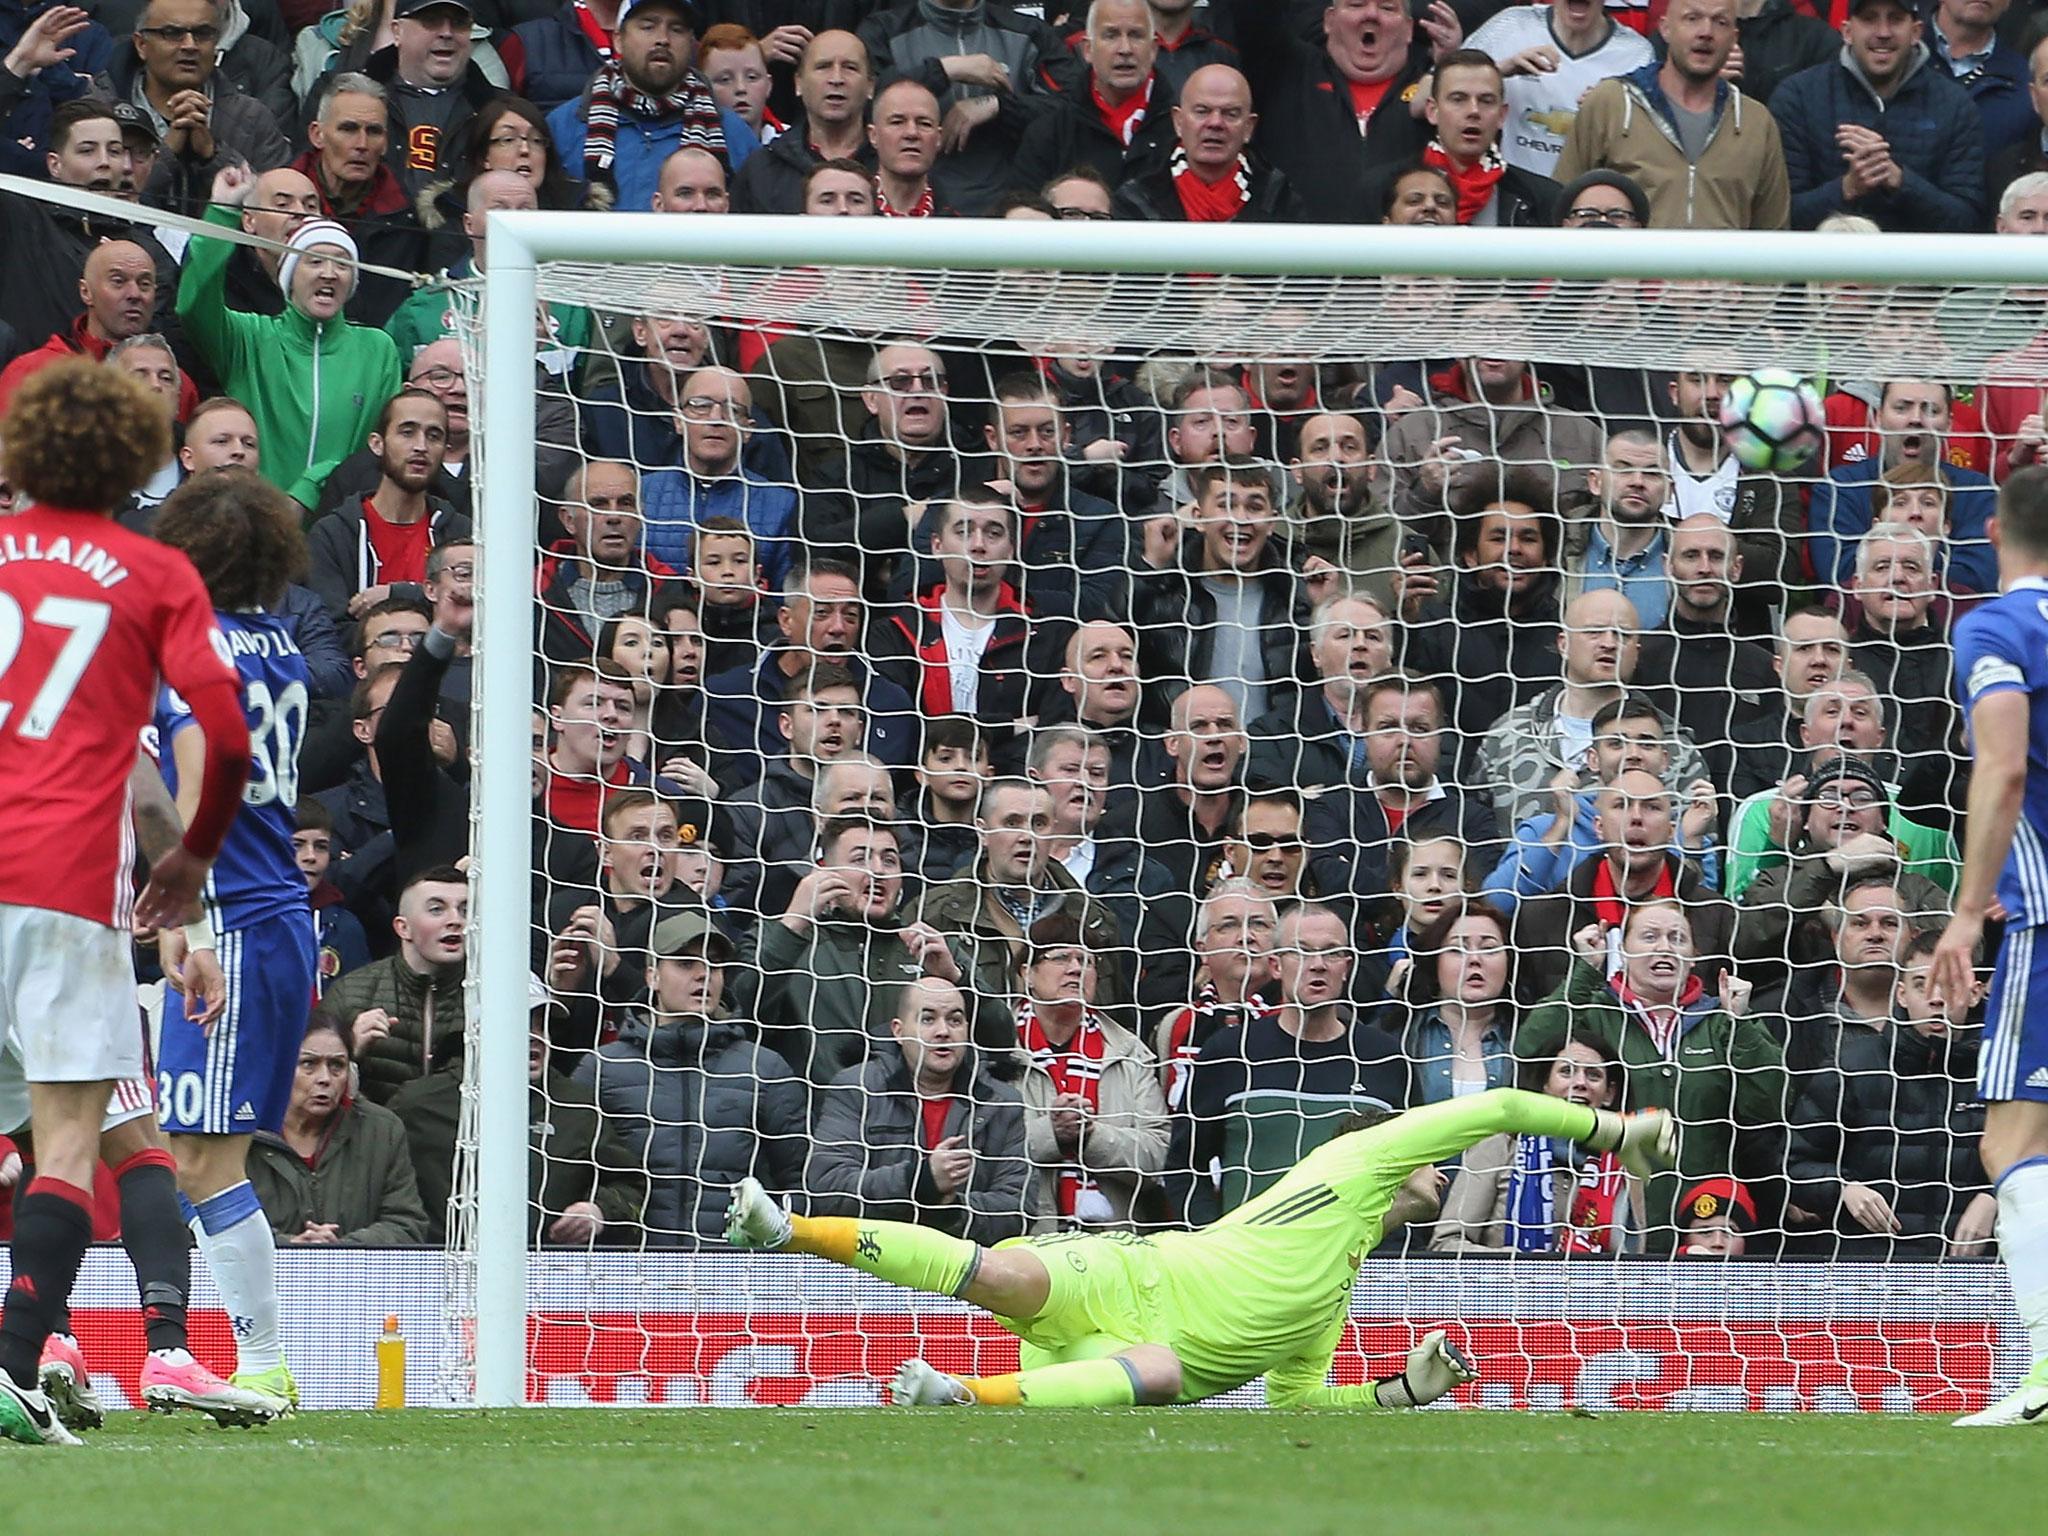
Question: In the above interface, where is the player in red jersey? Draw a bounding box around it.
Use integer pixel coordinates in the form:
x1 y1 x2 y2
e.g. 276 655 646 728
0 360 252 1447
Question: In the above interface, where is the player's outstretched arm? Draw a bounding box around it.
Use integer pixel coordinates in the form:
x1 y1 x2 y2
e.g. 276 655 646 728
1264 1327 1478 1410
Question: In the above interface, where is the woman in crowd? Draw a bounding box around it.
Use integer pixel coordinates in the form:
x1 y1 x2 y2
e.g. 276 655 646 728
1432 1039 1635 1255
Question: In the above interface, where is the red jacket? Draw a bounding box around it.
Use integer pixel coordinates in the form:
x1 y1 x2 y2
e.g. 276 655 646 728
0 1137 123 1241
0 313 200 421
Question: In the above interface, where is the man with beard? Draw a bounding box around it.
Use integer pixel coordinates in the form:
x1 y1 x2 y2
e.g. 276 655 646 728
731 28 874 214
1248 593 1392 792
1632 515 1789 802
1565 430 1675 628
1361 51 1560 225
1556 0 1789 228
1662 360 1801 633
1773 0 1984 231
1111 62 1302 222
545 0 756 215
307 390 470 623
1214 0 1459 223
1286 412 1401 613
1811 378 1996 595
1396 496 1566 773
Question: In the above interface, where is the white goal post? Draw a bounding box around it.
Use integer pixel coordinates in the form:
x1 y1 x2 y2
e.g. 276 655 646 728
465 213 2048 1410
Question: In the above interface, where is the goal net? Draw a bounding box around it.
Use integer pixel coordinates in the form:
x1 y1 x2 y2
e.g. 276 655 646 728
445 217 2046 1411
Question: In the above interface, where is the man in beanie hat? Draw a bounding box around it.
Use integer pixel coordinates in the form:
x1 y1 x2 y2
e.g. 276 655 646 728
177 162 402 510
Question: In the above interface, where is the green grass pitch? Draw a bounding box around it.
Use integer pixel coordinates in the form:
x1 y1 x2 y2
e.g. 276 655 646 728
4 1409 2037 1535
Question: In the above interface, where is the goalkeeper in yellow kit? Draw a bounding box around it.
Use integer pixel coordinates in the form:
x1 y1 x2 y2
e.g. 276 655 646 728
725 1088 1675 1408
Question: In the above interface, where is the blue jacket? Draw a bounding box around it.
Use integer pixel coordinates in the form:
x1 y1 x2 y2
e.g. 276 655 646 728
1483 791 1723 913
639 464 799 589
1929 27 2035 168
1807 456 1996 593
0 1 113 177
509 2 606 113
546 89 758 214
1772 44 1985 230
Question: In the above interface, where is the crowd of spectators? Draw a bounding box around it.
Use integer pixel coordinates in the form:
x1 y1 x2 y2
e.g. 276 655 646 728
1 0 2044 1261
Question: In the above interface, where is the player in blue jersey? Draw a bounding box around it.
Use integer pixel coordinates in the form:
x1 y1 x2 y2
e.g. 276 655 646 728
149 469 318 1411
1935 466 2048 1428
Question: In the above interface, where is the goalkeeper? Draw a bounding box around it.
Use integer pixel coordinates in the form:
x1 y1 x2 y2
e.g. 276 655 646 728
727 1088 1673 1408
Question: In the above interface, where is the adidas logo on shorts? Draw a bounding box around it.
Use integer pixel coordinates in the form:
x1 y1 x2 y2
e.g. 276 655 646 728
2027 1068 2048 1090
234 1101 255 1121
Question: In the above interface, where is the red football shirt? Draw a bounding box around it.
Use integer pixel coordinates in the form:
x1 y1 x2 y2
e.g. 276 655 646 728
0 508 234 927
363 498 433 587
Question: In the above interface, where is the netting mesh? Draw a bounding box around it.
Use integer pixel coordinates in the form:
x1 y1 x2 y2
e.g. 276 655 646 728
442 252 2033 1409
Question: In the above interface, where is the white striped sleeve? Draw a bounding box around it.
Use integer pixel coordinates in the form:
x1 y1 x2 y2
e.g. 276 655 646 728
1966 652 2028 703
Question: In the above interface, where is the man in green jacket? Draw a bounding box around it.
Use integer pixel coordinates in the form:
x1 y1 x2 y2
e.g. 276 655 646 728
177 162 402 509
755 816 1010 1091
1518 902 1786 1247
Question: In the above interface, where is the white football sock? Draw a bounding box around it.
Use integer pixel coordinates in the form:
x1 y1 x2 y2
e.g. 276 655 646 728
1996 1157 2048 1368
188 1182 283 1376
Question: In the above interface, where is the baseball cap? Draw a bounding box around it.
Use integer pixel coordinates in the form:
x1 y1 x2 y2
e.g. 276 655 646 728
651 909 735 961
392 0 474 16
527 972 566 1013
617 0 704 28
1678 1178 1756 1232
668 797 722 857
108 101 162 147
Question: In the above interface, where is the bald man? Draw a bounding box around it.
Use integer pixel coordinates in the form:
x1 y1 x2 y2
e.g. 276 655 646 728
385 170 592 367
733 29 876 213
0 241 198 418
1112 63 1304 222
652 144 731 213
240 166 322 280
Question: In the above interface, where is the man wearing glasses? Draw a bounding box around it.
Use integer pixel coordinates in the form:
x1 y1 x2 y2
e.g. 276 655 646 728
100 0 289 212
639 364 798 586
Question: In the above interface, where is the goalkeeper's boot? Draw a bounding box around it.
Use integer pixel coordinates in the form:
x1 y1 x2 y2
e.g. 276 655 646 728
38 1332 104 1431
0 1373 82 1446
724 1177 793 1251
1953 1357 2048 1427
1377 1329 1479 1409
230 1361 300 1415
888 1359 974 1407
1605 1108 1678 1184
143 1350 289 1428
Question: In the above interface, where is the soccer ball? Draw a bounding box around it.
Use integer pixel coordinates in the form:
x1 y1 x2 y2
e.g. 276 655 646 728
1718 368 1826 474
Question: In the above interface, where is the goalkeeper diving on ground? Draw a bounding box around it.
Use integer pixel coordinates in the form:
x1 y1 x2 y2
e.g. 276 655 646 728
726 1089 1676 1408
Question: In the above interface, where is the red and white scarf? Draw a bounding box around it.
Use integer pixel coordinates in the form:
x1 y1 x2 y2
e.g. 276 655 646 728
875 178 935 217
583 62 726 186
1093 76 1150 145
1159 982 1276 1110
1421 141 1506 225
1171 146 1250 222
1018 1000 1108 1218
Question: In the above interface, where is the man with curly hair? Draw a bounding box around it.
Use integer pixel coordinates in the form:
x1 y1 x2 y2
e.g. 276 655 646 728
0 361 253 1447
148 467 319 1417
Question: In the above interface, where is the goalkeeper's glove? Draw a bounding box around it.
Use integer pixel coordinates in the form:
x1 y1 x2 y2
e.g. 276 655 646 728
1373 1329 1478 1409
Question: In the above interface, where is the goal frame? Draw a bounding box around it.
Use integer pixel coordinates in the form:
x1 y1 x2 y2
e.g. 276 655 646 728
469 212 2047 1408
